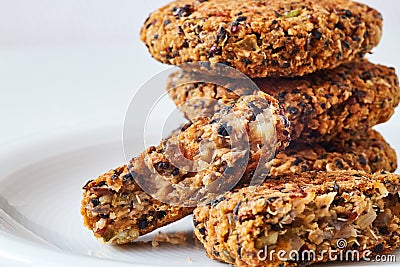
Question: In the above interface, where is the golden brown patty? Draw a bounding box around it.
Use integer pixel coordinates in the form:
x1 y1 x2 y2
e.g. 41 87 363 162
81 92 290 244
141 0 382 78
168 60 400 142
270 129 397 176
81 127 396 244
193 170 400 266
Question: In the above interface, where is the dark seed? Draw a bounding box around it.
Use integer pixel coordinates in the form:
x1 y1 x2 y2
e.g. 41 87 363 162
278 91 287 99
283 129 290 137
172 5 192 17
210 196 226 206
287 106 299 115
282 62 290 68
335 22 345 31
372 156 380 163
304 108 313 116
312 29 322 40
111 170 118 180
99 214 109 219
248 101 264 116
138 218 149 229
233 202 241 215
291 45 300 56
163 20 171 26
373 244 384 254
301 165 310 172
97 181 106 187
333 181 340 192
343 41 350 49
335 159 344 168
216 27 227 43
338 73 346 80
157 162 170 169
198 227 207 236
358 156 367 166
293 158 303 165
362 71 372 80
344 10 353 17
181 121 193 131
91 198 100 207
217 122 232 137
195 25 203 33
236 16 247 22
153 34 159 40
241 58 252 65
171 167 180 176
123 171 137 182
157 210 167 219
279 116 289 128
355 91 366 98
182 40 189 48
267 197 279 202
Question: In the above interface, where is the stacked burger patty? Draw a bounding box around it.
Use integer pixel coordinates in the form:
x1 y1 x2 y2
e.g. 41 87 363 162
81 0 400 266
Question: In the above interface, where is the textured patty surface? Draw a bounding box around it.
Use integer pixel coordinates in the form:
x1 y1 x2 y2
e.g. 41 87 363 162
168 60 400 142
81 127 396 244
270 129 397 176
193 171 400 266
141 0 382 78
81 92 290 244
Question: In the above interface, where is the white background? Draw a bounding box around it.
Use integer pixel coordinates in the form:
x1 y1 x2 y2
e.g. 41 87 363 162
0 0 399 173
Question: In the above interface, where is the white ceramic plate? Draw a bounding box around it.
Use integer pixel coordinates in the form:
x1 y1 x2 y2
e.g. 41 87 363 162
0 125 398 267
